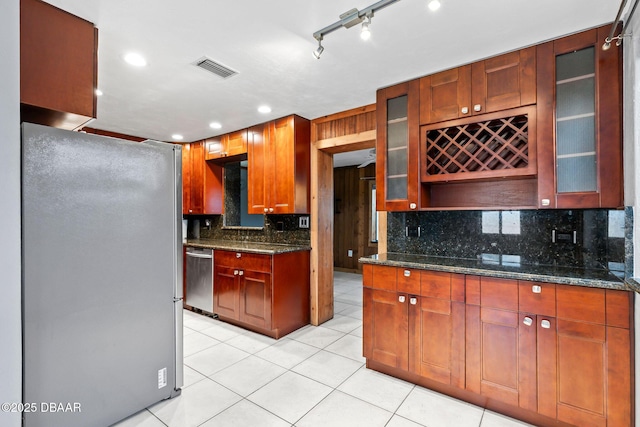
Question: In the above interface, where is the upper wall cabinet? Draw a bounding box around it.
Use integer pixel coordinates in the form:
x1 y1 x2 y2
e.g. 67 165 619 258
205 129 248 161
420 48 536 125
248 115 310 214
182 141 223 215
20 0 98 130
376 80 421 212
537 24 622 209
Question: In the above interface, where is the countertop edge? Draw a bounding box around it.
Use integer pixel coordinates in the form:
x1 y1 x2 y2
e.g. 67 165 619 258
185 240 311 255
626 278 640 293
360 255 629 291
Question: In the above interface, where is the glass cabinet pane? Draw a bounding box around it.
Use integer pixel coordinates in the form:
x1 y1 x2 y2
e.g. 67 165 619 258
555 47 596 193
386 95 409 200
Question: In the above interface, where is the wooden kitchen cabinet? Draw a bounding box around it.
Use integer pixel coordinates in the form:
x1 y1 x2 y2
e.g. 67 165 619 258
20 0 98 129
213 249 310 338
537 24 622 209
419 47 536 125
204 129 248 160
182 141 223 215
375 80 421 211
363 265 465 388
247 115 310 214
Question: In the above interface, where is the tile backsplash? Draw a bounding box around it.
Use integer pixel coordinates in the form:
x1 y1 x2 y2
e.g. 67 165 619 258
388 208 631 273
186 214 310 246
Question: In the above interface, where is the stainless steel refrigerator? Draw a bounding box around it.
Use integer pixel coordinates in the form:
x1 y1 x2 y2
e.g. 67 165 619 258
21 123 184 427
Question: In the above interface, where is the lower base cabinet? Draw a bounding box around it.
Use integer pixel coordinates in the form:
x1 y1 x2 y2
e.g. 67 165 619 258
362 265 633 427
214 249 310 339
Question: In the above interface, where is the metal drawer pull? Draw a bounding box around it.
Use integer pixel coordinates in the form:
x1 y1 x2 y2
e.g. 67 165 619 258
461 107 469 114
399 295 406 303
404 270 411 277
473 104 482 112
236 252 242 258
234 270 239 275
410 297 417 305
409 203 417 210
238 270 244 276
532 285 542 294
523 317 533 326
541 320 551 329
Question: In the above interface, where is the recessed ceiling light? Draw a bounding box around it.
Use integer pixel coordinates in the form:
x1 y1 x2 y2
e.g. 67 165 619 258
124 52 147 67
95 89 103 96
171 134 184 141
428 0 441 11
209 122 222 130
258 105 272 114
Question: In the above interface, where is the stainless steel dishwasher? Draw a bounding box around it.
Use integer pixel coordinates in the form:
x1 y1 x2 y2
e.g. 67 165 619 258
185 247 214 314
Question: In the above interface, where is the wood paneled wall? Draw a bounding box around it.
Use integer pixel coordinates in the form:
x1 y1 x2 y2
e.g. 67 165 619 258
334 165 377 272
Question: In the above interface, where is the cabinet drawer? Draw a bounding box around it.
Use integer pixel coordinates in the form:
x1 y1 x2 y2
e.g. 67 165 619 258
556 285 605 325
371 265 397 291
397 268 420 294
215 250 271 273
480 277 518 311
519 281 555 316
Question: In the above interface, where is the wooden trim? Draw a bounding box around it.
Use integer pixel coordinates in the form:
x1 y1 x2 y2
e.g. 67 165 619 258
315 130 376 153
312 104 376 125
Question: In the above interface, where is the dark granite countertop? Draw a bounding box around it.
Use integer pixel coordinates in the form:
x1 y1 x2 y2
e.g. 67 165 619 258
626 278 640 293
360 253 629 291
185 239 311 255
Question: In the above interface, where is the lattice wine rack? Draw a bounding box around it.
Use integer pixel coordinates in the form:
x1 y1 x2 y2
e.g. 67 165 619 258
421 107 536 182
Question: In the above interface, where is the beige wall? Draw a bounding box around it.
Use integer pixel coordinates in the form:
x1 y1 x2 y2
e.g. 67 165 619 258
0 0 22 426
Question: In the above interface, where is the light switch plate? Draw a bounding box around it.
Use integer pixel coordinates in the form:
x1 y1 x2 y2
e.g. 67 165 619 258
299 216 309 228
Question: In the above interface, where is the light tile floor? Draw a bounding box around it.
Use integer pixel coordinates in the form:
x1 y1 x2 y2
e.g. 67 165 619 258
112 271 533 427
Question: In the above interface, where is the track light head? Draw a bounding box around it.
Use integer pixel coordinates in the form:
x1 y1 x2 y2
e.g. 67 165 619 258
313 39 325 59
361 19 371 40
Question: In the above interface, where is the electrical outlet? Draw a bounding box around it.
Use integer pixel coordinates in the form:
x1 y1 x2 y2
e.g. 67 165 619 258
348 249 353 257
299 216 309 228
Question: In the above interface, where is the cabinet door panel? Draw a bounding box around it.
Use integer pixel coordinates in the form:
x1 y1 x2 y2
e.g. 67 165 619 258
182 143 192 215
214 265 240 320
472 47 536 114
190 142 205 214
247 124 269 213
413 299 465 388
364 288 408 370
556 319 607 427
420 66 472 124
271 117 296 212
240 270 272 330
226 130 248 157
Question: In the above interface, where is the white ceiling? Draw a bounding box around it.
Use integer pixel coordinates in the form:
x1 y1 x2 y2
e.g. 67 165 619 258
44 0 620 150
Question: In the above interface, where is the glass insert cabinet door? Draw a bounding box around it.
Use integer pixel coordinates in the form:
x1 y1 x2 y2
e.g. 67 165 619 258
555 47 597 193
376 80 420 211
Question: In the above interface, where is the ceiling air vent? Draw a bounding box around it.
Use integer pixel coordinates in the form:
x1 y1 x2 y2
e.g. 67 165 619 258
192 57 237 79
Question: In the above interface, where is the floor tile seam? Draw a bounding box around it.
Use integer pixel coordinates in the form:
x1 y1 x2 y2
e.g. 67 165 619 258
183 340 223 358
252 342 322 370
321 323 362 334
188 391 245 427
288 327 347 350
322 343 366 363
204 352 279 385
223 335 279 355
289 386 338 426
334 367 414 414
388 383 423 424
142 408 170 427
287 354 364 389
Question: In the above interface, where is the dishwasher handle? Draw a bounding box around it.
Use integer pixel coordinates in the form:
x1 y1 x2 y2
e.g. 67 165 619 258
186 251 213 259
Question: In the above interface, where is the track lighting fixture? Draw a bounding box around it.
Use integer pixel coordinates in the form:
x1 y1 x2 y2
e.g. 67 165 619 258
361 16 372 40
313 38 325 59
312 0 401 58
602 0 639 50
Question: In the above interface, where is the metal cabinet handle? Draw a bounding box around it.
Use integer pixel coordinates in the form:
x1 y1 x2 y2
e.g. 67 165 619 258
236 252 242 258
523 317 533 326
532 285 542 294
399 295 406 303
410 297 417 305
264 208 269 213
269 208 274 213
409 203 417 210
541 320 551 329
461 107 469 114
234 270 239 276
473 104 482 112
541 199 550 207
238 270 244 276
404 270 411 277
